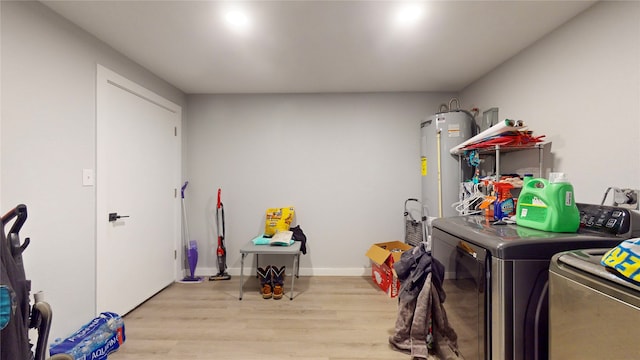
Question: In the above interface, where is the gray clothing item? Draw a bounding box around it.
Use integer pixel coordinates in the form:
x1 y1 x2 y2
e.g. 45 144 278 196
409 272 434 358
389 273 464 359
395 243 445 301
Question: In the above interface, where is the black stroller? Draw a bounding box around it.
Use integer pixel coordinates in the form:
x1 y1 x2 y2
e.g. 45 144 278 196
0 204 72 360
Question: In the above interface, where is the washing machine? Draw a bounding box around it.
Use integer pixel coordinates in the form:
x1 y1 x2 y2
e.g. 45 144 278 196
431 203 640 360
549 248 640 359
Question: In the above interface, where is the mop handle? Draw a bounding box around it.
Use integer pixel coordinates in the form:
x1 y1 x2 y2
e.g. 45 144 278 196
181 181 189 199
217 188 222 209
181 182 190 241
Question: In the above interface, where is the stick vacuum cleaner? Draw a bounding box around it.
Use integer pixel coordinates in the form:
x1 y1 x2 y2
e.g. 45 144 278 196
178 181 203 283
210 188 231 281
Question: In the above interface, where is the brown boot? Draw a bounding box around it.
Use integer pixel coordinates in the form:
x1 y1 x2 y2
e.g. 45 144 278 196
271 266 285 300
257 266 272 299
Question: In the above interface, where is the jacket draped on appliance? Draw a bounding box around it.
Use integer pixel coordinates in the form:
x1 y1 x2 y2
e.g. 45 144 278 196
389 242 464 360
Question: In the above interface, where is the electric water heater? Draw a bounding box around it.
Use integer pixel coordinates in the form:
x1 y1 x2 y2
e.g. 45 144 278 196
421 110 474 219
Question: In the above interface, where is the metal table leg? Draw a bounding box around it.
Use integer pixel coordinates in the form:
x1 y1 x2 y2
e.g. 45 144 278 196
290 252 299 300
239 253 246 300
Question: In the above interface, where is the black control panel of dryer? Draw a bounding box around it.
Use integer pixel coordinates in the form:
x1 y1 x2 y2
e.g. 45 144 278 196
577 203 639 237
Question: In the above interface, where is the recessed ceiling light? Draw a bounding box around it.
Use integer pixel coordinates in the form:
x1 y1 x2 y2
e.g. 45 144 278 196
224 9 250 31
394 3 424 26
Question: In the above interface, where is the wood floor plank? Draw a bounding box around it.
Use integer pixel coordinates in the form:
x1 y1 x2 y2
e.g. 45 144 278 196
108 276 408 360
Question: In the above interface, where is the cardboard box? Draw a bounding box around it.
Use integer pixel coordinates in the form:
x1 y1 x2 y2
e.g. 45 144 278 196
365 241 413 298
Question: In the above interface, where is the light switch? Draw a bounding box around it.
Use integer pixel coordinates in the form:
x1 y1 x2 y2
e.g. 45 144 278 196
83 169 94 186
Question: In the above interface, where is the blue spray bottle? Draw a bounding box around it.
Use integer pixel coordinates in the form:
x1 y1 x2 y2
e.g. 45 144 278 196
494 182 515 220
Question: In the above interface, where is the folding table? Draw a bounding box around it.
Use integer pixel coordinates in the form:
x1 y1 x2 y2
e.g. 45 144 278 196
238 241 301 300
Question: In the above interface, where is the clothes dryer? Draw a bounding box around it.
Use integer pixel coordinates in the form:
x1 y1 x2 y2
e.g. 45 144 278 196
431 203 640 360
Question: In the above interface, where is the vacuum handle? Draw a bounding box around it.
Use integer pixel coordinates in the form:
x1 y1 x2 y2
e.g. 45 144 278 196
2 204 30 257
181 181 189 199
217 188 222 209
2 204 28 235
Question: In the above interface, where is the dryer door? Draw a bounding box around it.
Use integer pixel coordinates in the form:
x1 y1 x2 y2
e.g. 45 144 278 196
433 226 488 360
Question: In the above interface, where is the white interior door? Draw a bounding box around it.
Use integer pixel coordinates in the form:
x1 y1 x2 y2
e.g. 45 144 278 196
96 65 181 316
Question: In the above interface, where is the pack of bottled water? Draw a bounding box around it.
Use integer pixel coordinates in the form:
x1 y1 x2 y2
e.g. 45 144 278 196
49 312 126 360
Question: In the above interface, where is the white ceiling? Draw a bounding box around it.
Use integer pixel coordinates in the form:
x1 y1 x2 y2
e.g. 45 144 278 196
42 0 596 94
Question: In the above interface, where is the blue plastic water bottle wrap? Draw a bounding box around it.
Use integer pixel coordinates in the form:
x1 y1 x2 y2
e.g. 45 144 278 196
49 312 125 360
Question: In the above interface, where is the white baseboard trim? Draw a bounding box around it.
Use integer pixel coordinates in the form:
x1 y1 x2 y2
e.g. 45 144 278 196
190 267 371 277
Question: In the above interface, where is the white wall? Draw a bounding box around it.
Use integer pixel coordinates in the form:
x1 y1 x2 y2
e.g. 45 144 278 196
186 93 454 275
1 1 185 339
460 1 640 204
4 0 637 344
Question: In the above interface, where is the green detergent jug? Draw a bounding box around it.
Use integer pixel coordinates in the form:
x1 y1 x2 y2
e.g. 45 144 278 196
516 173 580 233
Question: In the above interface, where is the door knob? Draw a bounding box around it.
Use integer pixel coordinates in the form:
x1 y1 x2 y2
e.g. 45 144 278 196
109 212 130 222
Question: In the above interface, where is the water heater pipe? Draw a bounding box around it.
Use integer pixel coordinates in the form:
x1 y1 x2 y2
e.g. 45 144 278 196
448 97 460 111
436 129 443 217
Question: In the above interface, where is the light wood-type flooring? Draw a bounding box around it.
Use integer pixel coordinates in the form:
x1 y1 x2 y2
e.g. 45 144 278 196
108 275 410 360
